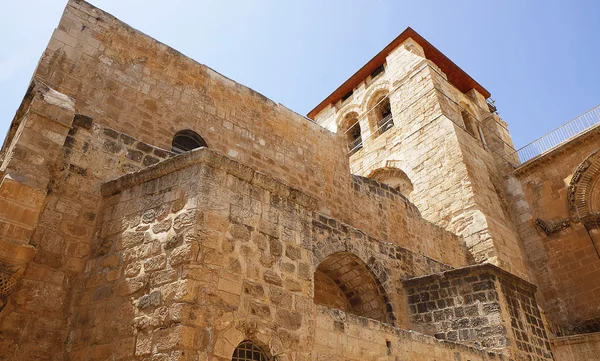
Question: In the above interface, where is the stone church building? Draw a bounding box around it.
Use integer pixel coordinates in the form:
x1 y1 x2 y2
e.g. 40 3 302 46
0 1 598 360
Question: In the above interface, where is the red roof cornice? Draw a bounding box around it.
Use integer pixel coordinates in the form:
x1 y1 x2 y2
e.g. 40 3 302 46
307 27 490 119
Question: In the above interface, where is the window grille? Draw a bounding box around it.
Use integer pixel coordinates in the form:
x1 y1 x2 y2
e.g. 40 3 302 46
232 341 269 361
171 130 207 154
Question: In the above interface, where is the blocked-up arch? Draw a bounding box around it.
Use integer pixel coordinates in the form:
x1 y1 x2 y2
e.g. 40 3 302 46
367 167 414 197
314 251 394 323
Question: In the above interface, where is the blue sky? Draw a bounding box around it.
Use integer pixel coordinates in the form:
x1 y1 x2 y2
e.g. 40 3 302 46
0 0 598 148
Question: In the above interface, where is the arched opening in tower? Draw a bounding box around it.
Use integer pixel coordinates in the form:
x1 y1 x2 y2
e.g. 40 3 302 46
367 92 394 137
340 112 362 155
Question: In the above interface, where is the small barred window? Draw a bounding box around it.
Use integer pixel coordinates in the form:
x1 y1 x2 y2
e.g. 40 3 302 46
232 341 269 361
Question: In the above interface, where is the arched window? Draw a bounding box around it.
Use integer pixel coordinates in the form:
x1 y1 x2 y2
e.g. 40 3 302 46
340 112 362 155
171 130 207 154
314 251 394 323
461 110 478 138
232 341 269 361
367 92 394 137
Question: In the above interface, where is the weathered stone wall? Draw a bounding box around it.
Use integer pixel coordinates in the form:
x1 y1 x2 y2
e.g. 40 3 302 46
350 175 471 266
404 265 553 360
0 4 477 358
0 82 76 361
507 128 600 336
0 1 567 360
24 0 473 265
551 332 600 361
0 103 172 360
430 68 530 280
33 0 353 223
314 306 505 361
66 148 489 360
312 37 529 280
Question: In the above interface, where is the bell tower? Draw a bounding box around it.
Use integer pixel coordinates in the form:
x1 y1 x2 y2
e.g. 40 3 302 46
309 27 529 279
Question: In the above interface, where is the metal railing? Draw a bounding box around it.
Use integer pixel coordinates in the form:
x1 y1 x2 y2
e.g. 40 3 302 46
513 105 600 164
348 137 363 155
377 114 394 135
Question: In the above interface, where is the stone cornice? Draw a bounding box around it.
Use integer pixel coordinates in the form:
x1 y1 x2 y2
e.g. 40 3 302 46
402 263 537 293
101 147 318 210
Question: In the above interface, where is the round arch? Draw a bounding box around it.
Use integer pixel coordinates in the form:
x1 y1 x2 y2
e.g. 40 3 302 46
213 326 288 361
367 167 414 198
338 111 363 154
171 129 207 154
360 80 391 113
364 88 393 137
335 103 362 130
568 148 600 223
232 340 270 361
313 251 395 324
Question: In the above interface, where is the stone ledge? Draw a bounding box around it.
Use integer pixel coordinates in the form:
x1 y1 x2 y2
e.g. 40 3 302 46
551 331 600 346
101 147 318 209
316 305 505 359
402 263 537 293
313 213 453 272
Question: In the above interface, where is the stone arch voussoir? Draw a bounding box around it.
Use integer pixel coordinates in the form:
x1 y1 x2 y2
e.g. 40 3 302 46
213 323 288 361
312 234 396 325
360 80 391 113
568 148 600 223
335 104 362 129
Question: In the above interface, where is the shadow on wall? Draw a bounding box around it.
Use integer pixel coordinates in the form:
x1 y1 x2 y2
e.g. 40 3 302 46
313 251 395 324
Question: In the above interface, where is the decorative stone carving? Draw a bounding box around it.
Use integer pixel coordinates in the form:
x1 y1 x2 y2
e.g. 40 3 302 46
0 266 17 312
568 149 600 221
535 218 572 235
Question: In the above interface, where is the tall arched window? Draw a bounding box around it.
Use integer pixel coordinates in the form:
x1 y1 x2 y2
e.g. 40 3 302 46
171 130 207 154
340 112 362 155
232 341 269 361
367 92 394 137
